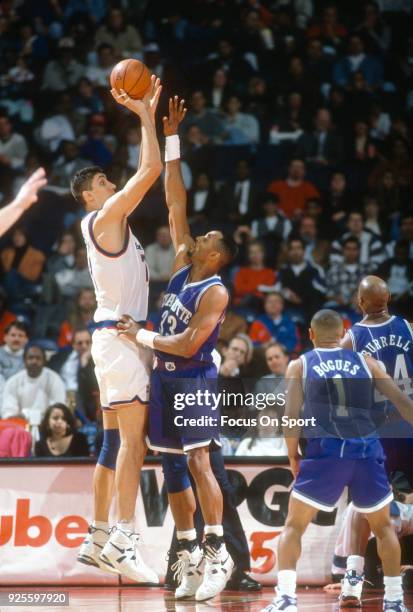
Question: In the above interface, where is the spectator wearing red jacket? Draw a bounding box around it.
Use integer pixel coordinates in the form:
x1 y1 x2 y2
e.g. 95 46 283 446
233 241 276 308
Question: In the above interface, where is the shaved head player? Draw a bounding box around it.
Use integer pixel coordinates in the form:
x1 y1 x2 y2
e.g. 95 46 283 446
336 276 413 608
262 309 413 612
73 78 162 583
118 97 237 601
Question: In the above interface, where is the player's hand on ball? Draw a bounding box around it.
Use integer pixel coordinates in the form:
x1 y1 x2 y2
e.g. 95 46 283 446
163 96 187 136
117 315 141 341
14 167 47 210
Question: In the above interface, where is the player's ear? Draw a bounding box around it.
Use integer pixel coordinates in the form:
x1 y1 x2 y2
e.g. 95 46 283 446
82 189 93 206
308 327 314 341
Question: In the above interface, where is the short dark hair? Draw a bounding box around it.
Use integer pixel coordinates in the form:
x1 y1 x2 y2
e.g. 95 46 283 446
343 236 360 248
39 403 76 439
288 236 305 249
70 166 103 204
4 321 29 336
311 308 343 331
23 343 46 361
218 234 238 265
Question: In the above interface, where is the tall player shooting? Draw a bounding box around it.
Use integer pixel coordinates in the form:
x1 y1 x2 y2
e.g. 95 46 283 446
262 309 413 612
72 77 162 582
335 275 413 607
118 96 237 601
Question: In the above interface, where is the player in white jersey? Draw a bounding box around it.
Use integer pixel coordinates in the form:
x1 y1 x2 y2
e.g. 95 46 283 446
72 77 162 583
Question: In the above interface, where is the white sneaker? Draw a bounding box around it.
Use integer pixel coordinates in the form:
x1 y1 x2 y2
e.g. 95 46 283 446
339 570 363 608
99 527 159 583
172 540 204 599
77 525 119 575
261 592 297 612
195 535 234 601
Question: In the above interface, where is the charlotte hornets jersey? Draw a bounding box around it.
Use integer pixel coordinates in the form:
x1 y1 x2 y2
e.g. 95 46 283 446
81 210 149 322
301 347 384 459
348 316 413 387
155 264 227 367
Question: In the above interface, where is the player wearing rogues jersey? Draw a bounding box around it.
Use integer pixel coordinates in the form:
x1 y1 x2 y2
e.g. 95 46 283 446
72 78 162 583
261 309 413 612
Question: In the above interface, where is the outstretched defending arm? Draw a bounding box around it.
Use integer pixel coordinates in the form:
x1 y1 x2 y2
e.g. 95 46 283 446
95 77 163 228
0 168 47 236
163 96 194 273
118 284 229 358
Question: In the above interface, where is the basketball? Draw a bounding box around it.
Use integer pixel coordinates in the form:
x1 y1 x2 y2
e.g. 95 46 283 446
110 59 151 100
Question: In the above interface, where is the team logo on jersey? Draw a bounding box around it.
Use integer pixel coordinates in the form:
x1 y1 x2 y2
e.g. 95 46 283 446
165 362 176 371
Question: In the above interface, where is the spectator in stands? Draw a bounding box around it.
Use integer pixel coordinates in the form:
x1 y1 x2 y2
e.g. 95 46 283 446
333 34 383 91
48 328 98 421
37 92 76 153
0 288 16 344
355 1 392 56
330 211 384 268
251 193 292 266
297 214 330 268
307 4 347 51
369 137 413 188
182 91 225 144
205 68 230 112
222 95 260 145
386 212 413 258
376 171 410 218
377 240 413 317
34 403 89 458
233 240 276 309
348 119 378 164
219 334 253 378
224 159 259 225
249 292 298 352
182 124 212 176
206 38 255 89
323 171 350 238
73 77 104 120
94 7 143 60
276 237 326 324
326 237 370 320
42 37 85 92
235 407 288 457
50 141 90 190
145 226 175 283
363 195 384 238
0 321 28 381
0 113 28 199
295 108 343 166
187 172 216 226
79 113 116 169
274 91 307 133
85 43 115 87
305 38 333 84
58 288 96 348
267 158 320 219
1 345 66 424
54 246 93 299
263 341 290 378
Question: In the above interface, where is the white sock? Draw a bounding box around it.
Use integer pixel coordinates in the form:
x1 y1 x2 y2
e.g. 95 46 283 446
177 529 197 541
117 520 134 534
384 575 403 602
277 570 297 598
347 555 365 575
204 525 223 537
92 520 109 532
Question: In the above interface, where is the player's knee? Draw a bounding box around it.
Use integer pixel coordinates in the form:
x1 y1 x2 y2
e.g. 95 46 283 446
162 453 191 493
371 519 394 541
187 448 210 478
284 515 308 536
97 428 120 470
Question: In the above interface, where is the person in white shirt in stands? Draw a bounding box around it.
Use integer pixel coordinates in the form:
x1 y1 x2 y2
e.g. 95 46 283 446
1 345 66 427
0 321 28 407
145 225 175 282
86 44 116 88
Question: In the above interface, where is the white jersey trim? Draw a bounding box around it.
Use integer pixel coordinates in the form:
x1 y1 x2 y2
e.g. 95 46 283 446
356 316 396 328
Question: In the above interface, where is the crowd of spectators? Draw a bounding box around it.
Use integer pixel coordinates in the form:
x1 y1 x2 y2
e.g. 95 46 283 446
0 0 412 458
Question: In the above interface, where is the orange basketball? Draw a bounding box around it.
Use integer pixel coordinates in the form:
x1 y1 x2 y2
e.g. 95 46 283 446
110 59 151 100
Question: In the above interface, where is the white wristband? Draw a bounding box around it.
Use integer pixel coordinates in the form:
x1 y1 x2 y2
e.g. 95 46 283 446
136 328 159 349
165 134 180 162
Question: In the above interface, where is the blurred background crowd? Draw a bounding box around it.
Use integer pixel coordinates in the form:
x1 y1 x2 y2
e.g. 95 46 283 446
0 0 412 459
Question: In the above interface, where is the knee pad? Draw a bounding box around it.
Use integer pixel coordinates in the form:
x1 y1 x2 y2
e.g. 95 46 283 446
162 453 191 493
97 428 120 470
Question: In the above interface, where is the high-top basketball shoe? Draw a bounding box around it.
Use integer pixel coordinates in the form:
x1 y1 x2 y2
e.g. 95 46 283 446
261 590 297 612
171 539 204 599
99 526 159 583
339 570 363 608
77 525 119 574
195 534 234 601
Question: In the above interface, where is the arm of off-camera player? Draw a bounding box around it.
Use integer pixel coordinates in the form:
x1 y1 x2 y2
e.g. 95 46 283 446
283 358 304 455
97 110 162 224
339 332 353 350
153 285 228 358
366 355 413 425
166 158 193 273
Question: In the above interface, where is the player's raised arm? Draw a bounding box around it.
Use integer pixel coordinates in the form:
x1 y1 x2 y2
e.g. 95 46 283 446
366 355 413 425
283 358 304 477
97 76 163 225
163 96 195 272
0 168 47 237
118 284 228 358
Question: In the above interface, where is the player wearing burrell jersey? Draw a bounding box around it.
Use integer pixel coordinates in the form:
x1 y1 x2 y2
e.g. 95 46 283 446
262 310 413 612
118 97 238 602
336 275 413 608
72 78 162 583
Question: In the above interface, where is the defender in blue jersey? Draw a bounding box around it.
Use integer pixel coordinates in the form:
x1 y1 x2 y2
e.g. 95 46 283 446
262 310 413 612
335 276 413 609
118 97 237 602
